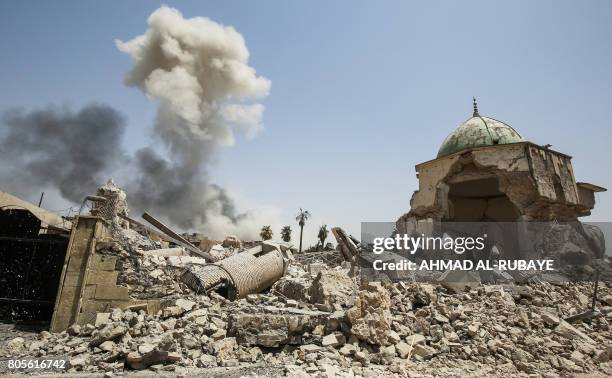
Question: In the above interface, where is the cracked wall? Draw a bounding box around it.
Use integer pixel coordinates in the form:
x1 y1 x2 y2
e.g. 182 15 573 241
398 142 595 233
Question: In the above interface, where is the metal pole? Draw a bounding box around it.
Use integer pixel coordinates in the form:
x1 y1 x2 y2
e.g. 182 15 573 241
38 192 45 207
591 269 600 312
142 212 213 261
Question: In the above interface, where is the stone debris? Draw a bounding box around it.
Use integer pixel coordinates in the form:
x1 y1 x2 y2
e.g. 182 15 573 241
308 270 357 308
347 282 394 346
271 266 312 302
115 251 189 299
208 243 234 261
221 235 241 249
1 280 611 376
437 269 482 293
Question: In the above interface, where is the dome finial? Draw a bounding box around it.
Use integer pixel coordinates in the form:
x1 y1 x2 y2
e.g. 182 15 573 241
472 97 479 117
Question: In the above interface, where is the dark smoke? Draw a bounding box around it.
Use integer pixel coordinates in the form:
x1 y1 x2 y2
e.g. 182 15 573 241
127 147 240 230
0 6 278 240
0 104 126 203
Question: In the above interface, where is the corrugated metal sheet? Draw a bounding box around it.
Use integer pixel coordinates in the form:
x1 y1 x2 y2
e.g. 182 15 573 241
181 249 287 300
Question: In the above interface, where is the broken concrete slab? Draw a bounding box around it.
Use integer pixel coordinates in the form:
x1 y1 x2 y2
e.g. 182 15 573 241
309 270 357 308
437 269 481 293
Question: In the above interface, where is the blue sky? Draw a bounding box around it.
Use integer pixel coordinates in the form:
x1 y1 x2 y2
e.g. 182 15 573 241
1 1 611 244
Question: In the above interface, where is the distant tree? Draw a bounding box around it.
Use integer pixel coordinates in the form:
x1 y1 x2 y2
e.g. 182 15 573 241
281 225 292 242
295 208 311 253
260 225 273 241
317 224 329 250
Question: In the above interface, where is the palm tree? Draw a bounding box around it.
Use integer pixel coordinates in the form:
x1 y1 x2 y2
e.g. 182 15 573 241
280 226 292 242
260 225 273 241
317 224 329 250
295 208 311 253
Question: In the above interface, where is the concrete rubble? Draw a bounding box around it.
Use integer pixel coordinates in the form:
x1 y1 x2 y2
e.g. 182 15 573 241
2 277 612 376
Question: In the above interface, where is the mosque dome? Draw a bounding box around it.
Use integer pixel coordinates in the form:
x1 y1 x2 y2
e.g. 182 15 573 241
437 99 525 158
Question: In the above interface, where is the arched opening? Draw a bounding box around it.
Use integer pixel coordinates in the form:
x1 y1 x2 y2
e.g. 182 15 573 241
443 176 521 259
444 176 520 222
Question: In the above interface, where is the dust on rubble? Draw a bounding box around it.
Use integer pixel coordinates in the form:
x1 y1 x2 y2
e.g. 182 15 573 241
2 279 612 377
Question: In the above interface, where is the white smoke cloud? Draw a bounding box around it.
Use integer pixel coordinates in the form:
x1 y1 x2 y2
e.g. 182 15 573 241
116 6 277 240
116 5 270 149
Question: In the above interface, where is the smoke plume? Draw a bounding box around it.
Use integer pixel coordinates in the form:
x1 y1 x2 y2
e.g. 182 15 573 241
116 6 274 239
0 6 278 240
0 104 126 204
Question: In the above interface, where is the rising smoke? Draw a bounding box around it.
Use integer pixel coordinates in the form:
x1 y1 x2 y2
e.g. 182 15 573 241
0 6 278 240
116 6 274 239
0 104 126 204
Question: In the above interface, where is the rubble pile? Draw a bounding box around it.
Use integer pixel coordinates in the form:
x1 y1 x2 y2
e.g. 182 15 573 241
3 271 611 376
346 282 394 346
94 235 192 300
115 253 190 300
309 270 357 309
383 281 612 374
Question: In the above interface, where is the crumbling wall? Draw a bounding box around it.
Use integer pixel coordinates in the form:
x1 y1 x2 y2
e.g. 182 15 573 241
50 216 163 332
526 146 579 204
399 143 590 229
396 142 605 265
90 179 130 231
406 143 531 221
76 252 163 326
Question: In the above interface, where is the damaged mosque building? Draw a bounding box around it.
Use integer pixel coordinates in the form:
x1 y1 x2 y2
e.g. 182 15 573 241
396 99 607 268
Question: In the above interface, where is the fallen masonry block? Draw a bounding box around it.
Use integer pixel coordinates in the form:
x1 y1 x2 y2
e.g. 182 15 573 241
89 325 127 347
142 247 186 257
411 344 437 360
126 350 182 370
555 320 595 344
167 255 207 267
405 334 426 345
271 276 310 302
300 344 322 353
437 269 481 293
347 282 394 346
395 342 412 359
228 310 330 347
308 262 327 276
541 311 560 326
322 333 346 347
309 270 357 308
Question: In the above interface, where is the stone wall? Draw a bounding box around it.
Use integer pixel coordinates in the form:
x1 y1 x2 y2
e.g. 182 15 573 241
400 142 592 224
50 216 161 332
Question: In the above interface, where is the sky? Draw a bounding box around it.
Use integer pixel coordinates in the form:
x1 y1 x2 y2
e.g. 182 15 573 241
1 1 611 246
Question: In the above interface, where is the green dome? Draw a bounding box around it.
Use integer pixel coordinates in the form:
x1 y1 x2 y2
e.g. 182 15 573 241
437 115 524 158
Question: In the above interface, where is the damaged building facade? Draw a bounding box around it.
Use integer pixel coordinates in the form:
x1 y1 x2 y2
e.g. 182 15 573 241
396 99 607 265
